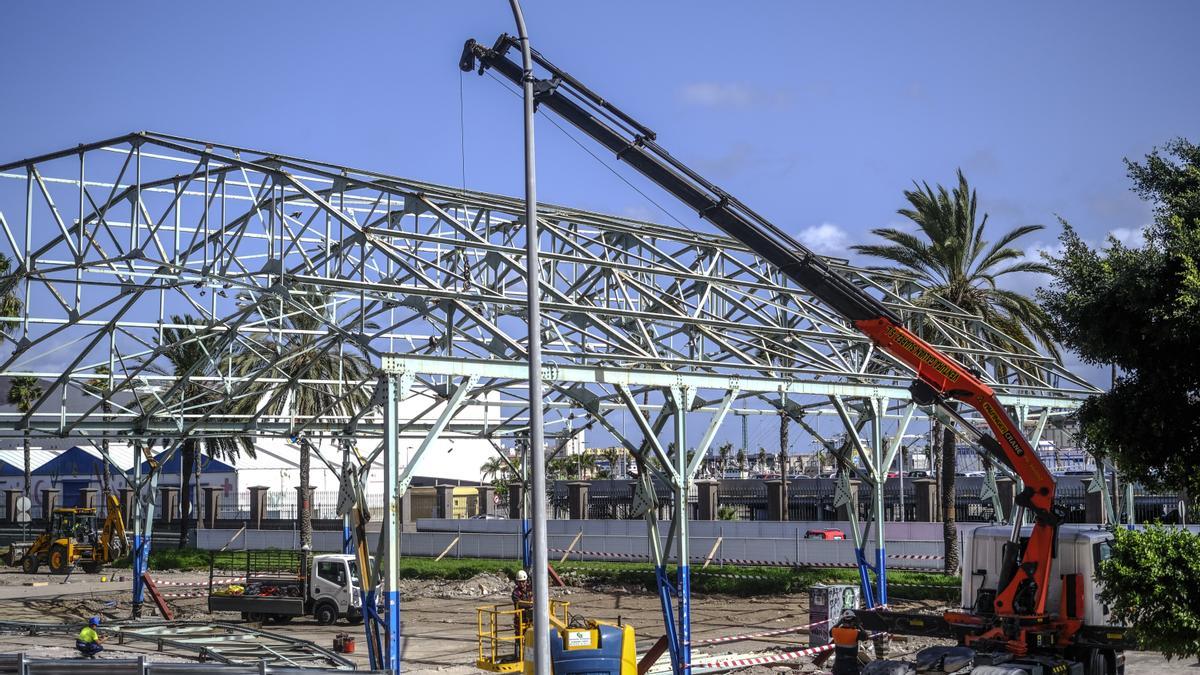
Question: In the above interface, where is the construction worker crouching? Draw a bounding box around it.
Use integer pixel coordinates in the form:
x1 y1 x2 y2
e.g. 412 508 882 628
76 616 106 658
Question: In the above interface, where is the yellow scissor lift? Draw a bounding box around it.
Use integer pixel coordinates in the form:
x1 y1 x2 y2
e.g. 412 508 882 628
476 599 570 672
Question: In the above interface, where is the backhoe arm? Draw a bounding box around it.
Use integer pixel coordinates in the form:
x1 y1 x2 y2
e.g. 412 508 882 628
462 34 1061 619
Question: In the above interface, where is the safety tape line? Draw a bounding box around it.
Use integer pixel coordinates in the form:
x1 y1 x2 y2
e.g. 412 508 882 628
887 554 944 561
161 592 207 599
551 549 939 571
151 577 244 587
559 564 959 592
683 641 836 669
548 548 648 561
687 617 833 646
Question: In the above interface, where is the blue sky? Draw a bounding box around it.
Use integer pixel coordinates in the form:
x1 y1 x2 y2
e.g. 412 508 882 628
2 1 1197 452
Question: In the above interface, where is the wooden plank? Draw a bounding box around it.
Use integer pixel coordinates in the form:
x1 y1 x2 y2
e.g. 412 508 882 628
434 536 461 562
701 536 723 569
141 572 175 621
559 531 584 564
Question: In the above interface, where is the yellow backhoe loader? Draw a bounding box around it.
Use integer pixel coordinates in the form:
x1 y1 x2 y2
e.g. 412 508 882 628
19 494 128 574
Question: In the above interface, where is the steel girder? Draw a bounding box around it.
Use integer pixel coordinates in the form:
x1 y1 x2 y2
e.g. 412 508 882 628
0 132 1098 448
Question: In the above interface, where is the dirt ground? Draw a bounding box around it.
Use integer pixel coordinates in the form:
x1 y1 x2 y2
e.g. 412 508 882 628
0 569 1189 673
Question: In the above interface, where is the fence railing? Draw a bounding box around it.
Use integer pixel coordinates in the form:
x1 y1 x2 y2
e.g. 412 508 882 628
3 476 1190 527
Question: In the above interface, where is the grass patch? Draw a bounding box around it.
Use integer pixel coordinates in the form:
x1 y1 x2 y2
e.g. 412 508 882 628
111 550 961 601
554 560 960 600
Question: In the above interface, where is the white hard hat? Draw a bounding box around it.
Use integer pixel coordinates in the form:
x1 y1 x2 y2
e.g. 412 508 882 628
516 570 528 582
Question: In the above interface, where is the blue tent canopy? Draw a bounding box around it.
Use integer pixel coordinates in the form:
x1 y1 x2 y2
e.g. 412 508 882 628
138 449 236 475
32 446 110 479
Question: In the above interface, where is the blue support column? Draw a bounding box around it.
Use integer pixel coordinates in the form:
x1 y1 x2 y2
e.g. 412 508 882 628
854 546 876 608
677 564 691 675
654 566 681 674
877 546 888 606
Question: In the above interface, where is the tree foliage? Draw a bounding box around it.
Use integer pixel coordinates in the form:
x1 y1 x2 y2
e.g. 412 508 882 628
853 169 1056 573
1096 525 1200 659
1039 139 1200 494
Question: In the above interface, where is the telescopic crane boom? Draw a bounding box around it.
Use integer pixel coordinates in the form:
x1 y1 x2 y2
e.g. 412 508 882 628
462 34 1066 638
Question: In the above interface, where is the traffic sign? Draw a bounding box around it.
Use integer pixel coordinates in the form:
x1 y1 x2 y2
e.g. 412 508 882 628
14 496 31 524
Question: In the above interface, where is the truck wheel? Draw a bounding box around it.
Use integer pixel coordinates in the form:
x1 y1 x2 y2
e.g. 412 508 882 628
314 602 338 626
81 562 102 574
20 556 38 574
272 615 293 625
48 544 73 574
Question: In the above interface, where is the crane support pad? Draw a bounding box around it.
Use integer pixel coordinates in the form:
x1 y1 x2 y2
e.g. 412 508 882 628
853 610 956 639
1077 624 1136 650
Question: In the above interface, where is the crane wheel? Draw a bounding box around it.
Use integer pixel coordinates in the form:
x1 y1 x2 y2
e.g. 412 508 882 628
81 562 102 574
48 544 73 574
20 556 38 574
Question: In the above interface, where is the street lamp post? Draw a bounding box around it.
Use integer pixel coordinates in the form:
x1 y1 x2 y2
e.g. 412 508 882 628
505 2 550 675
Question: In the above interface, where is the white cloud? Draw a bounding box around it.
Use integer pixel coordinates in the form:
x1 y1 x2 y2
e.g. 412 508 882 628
677 82 792 109
679 82 754 107
1107 226 1147 249
798 223 851 256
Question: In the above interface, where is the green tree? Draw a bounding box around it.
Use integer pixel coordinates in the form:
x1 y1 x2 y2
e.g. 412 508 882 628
1040 139 1200 495
480 456 507 484
153 315 252 548
853 169 1057 573
230 289 372 553
6 376 42 500
756 447 768 475
0 252 20 327
716 441 733 478
735 447 748 477
1097 525 1200 659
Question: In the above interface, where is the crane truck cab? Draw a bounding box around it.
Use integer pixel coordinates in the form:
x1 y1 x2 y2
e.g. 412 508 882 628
964 525 1113 626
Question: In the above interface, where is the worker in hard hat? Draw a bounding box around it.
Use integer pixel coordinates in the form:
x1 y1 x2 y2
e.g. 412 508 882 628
76 616 106 658
511 569 533 660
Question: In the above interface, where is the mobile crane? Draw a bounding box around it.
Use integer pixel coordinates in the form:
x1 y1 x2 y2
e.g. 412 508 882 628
461 34 1130 675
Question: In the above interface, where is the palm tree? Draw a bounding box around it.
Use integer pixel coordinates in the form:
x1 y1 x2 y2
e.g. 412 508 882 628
716 442 733 478
7 376 42 500
851 169 1057 574
152 315 253 548
735 447 748 478
480 456 507 484
601 446 622 479
0 253 20 329
230 288 373 554
756 447 769 476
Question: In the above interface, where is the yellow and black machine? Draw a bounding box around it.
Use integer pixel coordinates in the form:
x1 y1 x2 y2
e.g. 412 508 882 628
19 494 127 574
476 599 636 675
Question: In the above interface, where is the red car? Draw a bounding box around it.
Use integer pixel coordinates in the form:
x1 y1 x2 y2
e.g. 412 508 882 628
804 528 846 540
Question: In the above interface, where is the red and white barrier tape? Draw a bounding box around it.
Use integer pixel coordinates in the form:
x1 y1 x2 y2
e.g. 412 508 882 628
688 617 832 646
887 554 943 561
552 549 938 571
548 548 649 561
152 577 244 587
685 642 836 670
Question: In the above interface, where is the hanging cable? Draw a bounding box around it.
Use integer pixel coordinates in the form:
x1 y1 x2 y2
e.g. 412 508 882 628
484 71 690 230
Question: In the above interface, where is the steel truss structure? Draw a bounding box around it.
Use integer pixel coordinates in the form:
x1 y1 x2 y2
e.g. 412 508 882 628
0 133 1098 673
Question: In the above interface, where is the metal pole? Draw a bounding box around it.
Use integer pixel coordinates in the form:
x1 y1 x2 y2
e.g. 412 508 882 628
872 398 887 608
505 3 549 674
383 375 401 672
673 386 692 675
131 438 144 618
